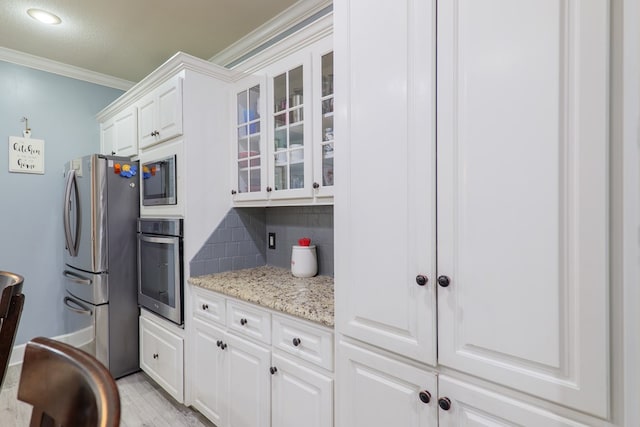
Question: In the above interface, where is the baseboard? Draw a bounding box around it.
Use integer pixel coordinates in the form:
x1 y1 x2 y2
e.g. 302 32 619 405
9 326 94 367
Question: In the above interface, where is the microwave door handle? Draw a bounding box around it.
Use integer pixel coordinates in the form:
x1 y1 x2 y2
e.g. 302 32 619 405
63 296 93 316
62 270 92 286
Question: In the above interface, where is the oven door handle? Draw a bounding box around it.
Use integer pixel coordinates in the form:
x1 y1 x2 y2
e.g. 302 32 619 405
63 270 92 285
139 235 179 245
63 296 93 316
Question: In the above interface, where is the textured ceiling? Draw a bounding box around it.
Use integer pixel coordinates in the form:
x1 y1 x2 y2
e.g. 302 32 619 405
0 0 299 83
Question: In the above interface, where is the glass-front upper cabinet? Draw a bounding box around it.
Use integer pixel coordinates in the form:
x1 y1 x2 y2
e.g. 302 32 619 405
268 51 313 200
313 49 334 197
232 76 267 201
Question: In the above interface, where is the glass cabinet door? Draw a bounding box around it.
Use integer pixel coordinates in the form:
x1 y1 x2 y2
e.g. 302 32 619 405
320 51 334 188
235 84 263 196
272 65 306 192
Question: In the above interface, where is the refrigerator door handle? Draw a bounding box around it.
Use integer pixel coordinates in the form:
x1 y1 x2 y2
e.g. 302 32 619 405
63 169 80 257
63 296 93 316
62 270 92 286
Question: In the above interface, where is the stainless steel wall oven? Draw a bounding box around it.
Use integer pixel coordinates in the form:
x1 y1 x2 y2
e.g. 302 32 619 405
137 218 183 325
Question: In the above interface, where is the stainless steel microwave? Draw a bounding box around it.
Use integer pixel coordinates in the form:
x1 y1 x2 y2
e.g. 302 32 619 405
141 155 176 206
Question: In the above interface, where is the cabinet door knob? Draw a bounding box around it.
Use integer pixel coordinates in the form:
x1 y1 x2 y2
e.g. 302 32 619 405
270 366 278 375
152 353 159 359
416 275 428 286
220 343 227 350
266 186 273 193
418 390 431 404
292 338 301 347
240 318 248 326
111 151 116 155
231 189 237 195
438 397 452 411
437 275 451 287
202 303 209 310
216 340 222 347
313 182 320 189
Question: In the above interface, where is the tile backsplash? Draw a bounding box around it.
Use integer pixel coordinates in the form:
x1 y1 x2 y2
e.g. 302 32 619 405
190 205 334 277
266 205 334 276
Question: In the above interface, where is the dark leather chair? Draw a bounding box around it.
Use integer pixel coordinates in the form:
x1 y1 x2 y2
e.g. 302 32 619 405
0 271 24 388
17 336 121 427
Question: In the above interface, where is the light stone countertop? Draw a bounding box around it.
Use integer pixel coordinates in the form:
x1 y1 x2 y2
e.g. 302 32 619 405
188 265 334 327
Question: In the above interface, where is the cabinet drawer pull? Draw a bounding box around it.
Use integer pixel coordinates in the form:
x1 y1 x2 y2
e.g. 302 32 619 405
270 366 278 375
418 390 431 404
152 353 159 359
240 318 248 326
438 397 451 411
292 337 301 347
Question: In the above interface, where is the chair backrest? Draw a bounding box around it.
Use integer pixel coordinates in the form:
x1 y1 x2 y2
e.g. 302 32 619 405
0 271 24 388
17 336 121 427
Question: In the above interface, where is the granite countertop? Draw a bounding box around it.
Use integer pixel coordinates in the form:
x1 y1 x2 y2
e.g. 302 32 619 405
188 265 334 327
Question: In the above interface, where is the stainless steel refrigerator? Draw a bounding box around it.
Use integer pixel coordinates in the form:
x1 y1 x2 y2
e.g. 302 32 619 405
62 154 139 378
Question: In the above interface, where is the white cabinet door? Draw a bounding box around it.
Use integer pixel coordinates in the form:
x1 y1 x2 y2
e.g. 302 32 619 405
156 76 183 142
232 75 268 202
138 75 183 149
113 105 137 156
436 0 609 417
138 93 157 149
100 119 115 155
191 318 226 427
336 340 438 427
334 0 437 364
139 316 184 403
437 376 591 427
225 332 271 427
267 50 314 200
271 352 333 427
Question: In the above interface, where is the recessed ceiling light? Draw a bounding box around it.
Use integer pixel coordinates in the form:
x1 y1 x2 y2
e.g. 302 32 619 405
27 8 62 25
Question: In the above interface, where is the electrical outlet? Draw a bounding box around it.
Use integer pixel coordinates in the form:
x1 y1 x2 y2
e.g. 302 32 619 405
268 232 276 250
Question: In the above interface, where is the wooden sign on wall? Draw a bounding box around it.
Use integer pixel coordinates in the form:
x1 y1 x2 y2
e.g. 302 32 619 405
8 136 45 174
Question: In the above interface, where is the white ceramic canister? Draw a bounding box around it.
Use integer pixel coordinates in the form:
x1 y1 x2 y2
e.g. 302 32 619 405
291 245 318 278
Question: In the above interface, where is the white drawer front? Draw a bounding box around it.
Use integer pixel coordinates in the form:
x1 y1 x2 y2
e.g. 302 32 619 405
227 300 271 344
272 315 333 370
193 289 226 325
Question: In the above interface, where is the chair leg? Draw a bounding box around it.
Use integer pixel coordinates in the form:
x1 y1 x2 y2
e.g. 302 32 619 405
29 408 57 427
0 294 25 387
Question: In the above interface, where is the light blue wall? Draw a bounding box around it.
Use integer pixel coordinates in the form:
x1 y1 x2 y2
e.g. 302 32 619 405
0 61 124 345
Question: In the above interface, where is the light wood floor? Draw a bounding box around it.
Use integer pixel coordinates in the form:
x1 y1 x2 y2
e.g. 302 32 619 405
0 367 215 427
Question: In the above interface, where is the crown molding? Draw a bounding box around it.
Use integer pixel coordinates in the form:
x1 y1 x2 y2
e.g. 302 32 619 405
0 47 135 91
209 0 333 68
96 51 233 121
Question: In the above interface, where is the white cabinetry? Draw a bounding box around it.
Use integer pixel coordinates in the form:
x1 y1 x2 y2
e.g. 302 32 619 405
138 74 183 149
231 36 334 205
189 286 334 427
335 0 609 424
100 105 137 156
139 310 184 403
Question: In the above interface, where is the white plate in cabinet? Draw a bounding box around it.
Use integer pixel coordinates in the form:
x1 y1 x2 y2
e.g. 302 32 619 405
271 352 333 427
226 300 271 345
139 315 184 403
272 314 333 371
193 288 225 326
